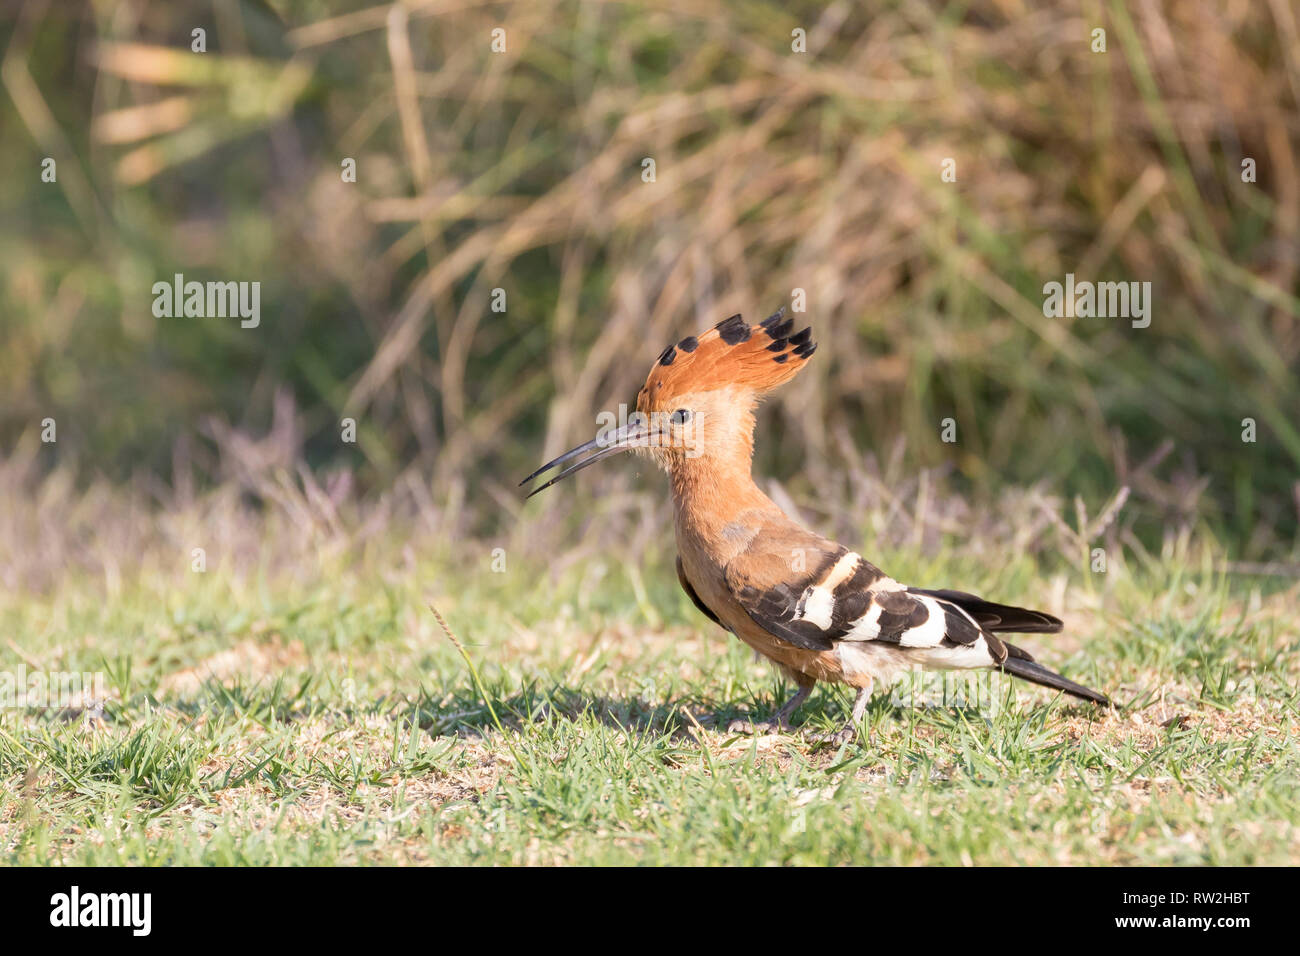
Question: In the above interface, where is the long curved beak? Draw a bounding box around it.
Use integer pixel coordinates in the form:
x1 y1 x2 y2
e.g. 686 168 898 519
520 418 649 498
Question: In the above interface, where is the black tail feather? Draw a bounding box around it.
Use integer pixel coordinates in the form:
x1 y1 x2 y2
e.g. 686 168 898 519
999 654 1110 707
910 588 1063 634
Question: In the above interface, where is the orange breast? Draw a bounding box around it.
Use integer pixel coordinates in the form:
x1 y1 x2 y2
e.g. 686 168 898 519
677 545 851 686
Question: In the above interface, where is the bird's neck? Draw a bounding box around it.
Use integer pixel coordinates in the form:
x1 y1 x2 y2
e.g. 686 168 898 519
668 449 781 550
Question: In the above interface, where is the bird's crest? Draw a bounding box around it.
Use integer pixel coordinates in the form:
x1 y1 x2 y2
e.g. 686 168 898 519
638 308 816 409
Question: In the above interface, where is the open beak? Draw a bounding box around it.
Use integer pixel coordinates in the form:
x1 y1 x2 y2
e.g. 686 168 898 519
519 417 650 498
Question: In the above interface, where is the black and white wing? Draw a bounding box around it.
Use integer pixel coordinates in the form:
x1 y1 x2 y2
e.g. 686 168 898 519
722 531 1108 705
725 537 1008 662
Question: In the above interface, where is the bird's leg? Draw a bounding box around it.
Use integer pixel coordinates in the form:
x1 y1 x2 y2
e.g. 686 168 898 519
811 683 873 746
728 681 813 735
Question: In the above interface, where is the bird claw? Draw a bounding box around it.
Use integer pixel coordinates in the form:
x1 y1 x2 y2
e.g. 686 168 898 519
727 717 790 735
808 724 869 747
727 718 870 748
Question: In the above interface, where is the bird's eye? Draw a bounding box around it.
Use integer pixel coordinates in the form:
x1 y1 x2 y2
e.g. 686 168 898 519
669 408 692 425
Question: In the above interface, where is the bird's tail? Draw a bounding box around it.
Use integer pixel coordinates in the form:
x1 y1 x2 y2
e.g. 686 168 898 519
998 652 1110 707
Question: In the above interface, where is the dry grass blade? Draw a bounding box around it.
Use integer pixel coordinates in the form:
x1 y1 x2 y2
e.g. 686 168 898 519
427 603 523 768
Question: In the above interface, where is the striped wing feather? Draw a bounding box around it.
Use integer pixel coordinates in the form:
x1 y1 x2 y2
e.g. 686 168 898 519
723 530 1005 660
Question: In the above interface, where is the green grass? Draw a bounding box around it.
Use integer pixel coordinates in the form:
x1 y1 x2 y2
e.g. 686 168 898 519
3 534 1296 865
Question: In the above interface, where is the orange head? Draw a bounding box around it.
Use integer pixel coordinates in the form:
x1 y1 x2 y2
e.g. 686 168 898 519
522 308 816 495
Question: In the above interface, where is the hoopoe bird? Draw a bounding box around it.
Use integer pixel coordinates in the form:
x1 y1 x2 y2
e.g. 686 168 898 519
522 309 1109 741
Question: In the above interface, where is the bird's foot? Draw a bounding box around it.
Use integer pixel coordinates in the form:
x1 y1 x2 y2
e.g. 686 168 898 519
808 723 870 747
726 686 811 735
727 716 791 735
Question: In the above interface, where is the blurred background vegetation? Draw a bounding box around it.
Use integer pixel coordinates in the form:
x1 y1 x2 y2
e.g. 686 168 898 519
1 0 1297 581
